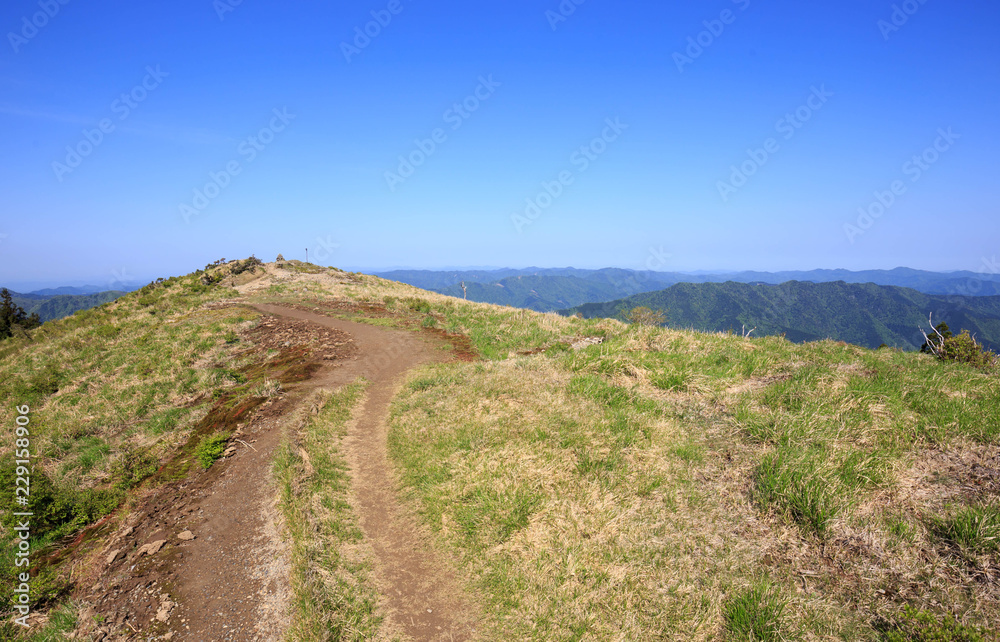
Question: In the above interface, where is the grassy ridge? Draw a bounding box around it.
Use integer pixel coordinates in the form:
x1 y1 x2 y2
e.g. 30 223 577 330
376 290 1000 639
2 261 997 640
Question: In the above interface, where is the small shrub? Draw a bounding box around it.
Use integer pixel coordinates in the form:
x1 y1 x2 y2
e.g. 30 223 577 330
196 433 230 468
625 306 666 326
938 331 996 368
224 330 239 344
231 255 263 276
723 580 786 641
920 320 996 369
421 315 437 329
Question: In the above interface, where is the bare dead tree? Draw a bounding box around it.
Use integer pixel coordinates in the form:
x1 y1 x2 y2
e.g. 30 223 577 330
741 324 756 339
919 312 948 357
460 281 467 299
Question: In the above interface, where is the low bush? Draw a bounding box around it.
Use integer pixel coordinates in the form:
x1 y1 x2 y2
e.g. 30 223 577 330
625 306 666 326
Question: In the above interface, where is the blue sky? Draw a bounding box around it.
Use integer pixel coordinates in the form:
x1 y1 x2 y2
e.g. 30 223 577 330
1 0 997 289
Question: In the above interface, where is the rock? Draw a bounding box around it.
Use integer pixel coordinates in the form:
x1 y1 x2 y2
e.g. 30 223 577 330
106 550 121 565
276 253 284 261
137 540 167 556
223 446 237 457
177 530 195 541
155 599 173 622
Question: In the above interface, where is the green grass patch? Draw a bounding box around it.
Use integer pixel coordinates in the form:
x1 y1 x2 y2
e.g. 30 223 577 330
927 504 1000 555
754 451 844 537
723 580 786 641
277 382 386 640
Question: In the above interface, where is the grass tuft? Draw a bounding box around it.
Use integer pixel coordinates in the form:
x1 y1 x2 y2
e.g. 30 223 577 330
723 580 786 641
927 504 1000 555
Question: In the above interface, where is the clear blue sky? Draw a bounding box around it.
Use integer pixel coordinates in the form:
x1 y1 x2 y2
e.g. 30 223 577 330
1 0 997 289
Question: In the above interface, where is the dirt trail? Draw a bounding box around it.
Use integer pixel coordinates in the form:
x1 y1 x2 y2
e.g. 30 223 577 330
79 304 478 641
251 305 480 641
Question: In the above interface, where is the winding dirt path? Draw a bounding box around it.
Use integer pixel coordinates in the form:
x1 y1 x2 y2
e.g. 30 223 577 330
252 305 480 641
83 304 478 641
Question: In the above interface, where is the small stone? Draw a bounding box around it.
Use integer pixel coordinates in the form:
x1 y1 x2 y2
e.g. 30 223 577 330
177 530 195 541
106 550 120 565
137 540 167 556
155 600 173 622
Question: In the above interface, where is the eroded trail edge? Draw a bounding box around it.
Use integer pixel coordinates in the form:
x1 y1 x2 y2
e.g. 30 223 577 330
253 305 479 641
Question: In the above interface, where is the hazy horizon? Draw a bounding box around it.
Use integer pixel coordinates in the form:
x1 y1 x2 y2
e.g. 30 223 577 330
6 260 1000 294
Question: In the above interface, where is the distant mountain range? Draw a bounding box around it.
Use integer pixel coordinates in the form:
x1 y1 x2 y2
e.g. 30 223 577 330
376 266 1000 311
561 281 1000 352
8 290 128 323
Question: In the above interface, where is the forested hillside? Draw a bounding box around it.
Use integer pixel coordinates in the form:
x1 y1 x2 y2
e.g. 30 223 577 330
563 280 1000 351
